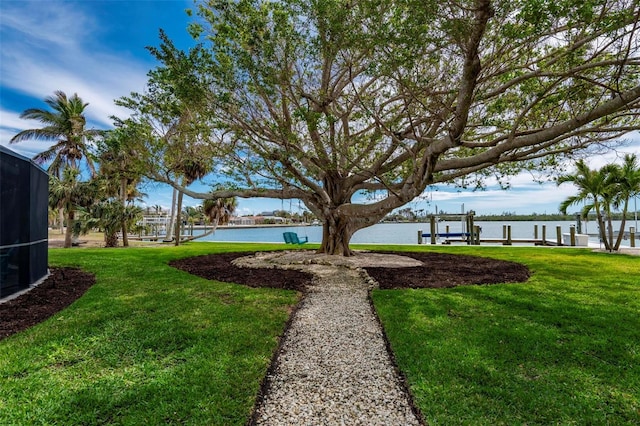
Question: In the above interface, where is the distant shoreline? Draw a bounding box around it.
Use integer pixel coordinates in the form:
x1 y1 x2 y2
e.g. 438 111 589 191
186 223 312 230
383 213 639 222
183 214 638 230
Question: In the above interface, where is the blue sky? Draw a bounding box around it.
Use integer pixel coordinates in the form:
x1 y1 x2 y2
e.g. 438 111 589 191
1 0 639 217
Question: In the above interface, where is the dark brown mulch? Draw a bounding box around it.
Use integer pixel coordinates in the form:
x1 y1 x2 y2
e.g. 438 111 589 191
1 251 529 340
169 251 529 290
169 253 315 291
365 251 530 289
0 267 95 340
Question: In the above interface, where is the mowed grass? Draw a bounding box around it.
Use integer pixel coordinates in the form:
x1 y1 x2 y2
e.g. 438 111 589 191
0 243 298 425
370 246 640 424
2 243 638 424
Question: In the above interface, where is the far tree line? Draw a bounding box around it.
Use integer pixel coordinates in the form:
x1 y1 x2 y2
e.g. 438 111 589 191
384 210 640 223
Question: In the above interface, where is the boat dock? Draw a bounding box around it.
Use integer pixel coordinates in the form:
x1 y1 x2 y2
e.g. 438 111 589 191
418 219 638 247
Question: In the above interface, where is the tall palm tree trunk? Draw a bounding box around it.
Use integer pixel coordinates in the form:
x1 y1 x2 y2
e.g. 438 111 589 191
59 208 65 233
164 188 178 242
613 202 629 250
174 190 184 246
64 208 75 248
120 177 129 247
606 210 615 250
593 199 612 251
596 213 612 251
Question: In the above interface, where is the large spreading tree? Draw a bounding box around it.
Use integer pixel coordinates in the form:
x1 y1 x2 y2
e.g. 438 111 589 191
148 0 640 255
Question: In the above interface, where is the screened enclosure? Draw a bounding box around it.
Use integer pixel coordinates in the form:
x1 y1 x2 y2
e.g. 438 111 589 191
0 145 48 298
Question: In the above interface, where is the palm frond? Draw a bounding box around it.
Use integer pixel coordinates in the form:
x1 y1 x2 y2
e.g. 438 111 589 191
10 128 62 143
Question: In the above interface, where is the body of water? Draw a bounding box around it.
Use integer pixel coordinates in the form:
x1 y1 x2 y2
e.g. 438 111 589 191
194 220 637 248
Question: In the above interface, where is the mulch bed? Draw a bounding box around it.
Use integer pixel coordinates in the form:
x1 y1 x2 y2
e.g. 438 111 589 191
365 251 530 289
168 253 315 291
0 267 95 340
1 251 529 340
169 251 530 290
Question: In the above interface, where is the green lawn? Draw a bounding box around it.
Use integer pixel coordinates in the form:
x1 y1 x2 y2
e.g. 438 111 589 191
2 244 638 424
371 246 640 425
0 243 297 425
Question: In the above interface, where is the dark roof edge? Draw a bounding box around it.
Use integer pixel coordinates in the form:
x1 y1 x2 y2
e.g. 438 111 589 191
0 145 48 174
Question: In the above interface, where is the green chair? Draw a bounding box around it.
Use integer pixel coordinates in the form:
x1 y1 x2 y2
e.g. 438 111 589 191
283 232 308 244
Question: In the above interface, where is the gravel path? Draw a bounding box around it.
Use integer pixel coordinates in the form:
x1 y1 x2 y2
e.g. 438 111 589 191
237 252 423 425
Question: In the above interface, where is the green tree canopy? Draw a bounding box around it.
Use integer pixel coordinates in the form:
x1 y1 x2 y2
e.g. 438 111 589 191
145 0 639 255
49 167 98 248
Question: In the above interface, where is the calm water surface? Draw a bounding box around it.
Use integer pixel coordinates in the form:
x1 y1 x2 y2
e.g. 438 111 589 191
196 220 635 247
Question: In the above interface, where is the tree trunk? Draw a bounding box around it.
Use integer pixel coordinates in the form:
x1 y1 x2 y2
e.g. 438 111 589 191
174 190 184 246
596 211 612 251
104 231 119 248
319 219 354 256
59 208 64 234
64 209 74 248
164 188 178 242
613 201 629 251
314 171 405 255
120 178 129 247
606 211 615 251
121 218 129 247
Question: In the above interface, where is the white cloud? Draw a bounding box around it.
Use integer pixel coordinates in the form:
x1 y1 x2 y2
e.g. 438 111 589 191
0 0 151 138
1 45 149 130
0 1 93 50
0 108 55 157
417 172 580 215
0 107 34 131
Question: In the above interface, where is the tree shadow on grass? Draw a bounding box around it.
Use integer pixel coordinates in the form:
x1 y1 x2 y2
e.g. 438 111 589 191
1 251 529 340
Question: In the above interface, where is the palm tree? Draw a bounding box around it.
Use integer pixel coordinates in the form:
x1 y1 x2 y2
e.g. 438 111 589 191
11 91 102 235
609 154 640 250
10 91 101 175
49 167 97 248
97 126 146 246
72 201 144 248
171 157 211 246
203 197 238 226
559 156 640 251
558 160 614 251
92 201 143 248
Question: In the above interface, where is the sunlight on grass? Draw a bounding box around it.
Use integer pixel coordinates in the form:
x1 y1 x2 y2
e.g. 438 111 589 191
0 243 297 425
371 246 640 424
2 243 638 424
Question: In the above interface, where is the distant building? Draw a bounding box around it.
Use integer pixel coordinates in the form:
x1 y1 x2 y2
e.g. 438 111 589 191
255 216 286 224
229 216 256 226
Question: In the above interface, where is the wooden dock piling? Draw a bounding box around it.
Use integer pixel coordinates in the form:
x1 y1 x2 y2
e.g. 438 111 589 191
504 225 512 245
